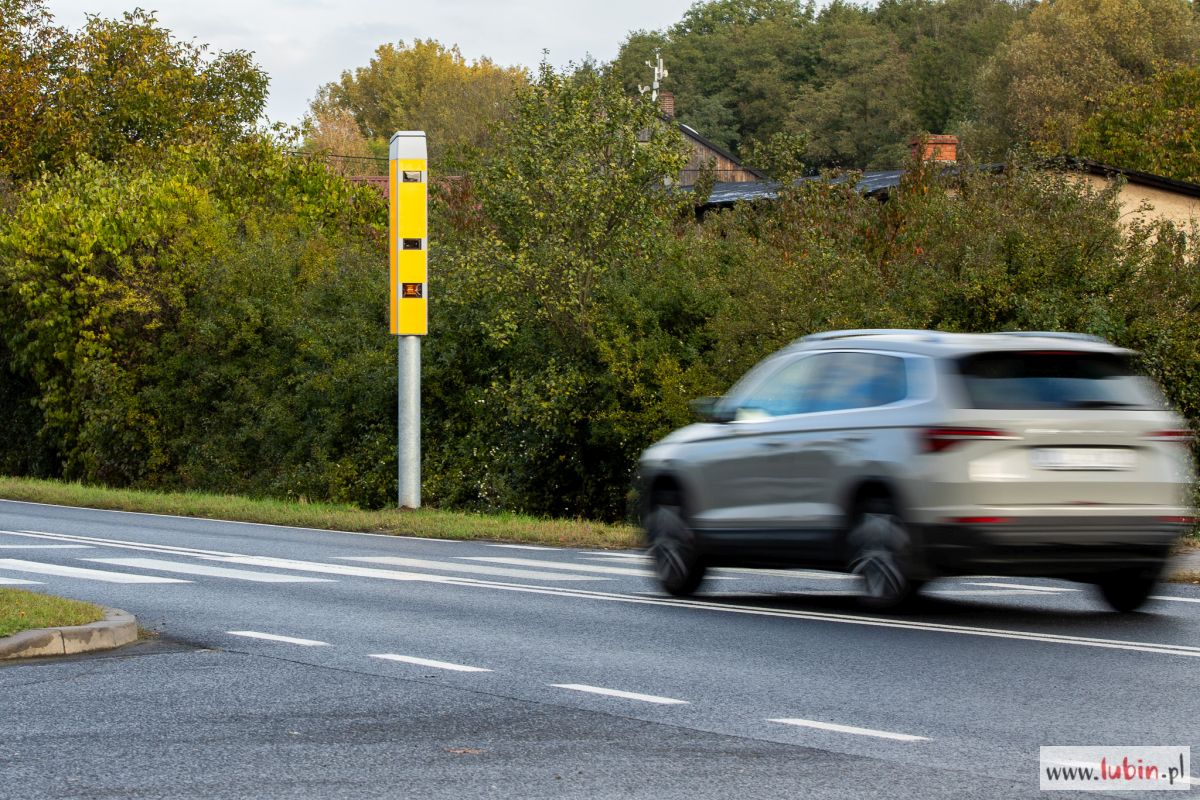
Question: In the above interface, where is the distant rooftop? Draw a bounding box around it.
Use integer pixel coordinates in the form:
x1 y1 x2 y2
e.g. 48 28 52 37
696 159 1200 211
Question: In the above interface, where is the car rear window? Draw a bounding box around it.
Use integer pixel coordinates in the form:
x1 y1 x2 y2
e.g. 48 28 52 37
955 351 1163 410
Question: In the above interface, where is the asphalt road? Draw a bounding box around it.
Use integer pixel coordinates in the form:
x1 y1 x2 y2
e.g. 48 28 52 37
2 499 1199 799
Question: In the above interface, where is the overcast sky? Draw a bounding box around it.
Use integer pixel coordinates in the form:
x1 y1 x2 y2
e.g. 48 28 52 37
44 1 696 127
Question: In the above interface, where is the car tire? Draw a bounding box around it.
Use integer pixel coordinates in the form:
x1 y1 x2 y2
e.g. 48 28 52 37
646 504 705 597
1095 568 1160 613
847 498 917 611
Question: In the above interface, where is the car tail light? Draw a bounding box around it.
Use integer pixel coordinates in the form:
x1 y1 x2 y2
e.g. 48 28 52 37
1144 429 1193 444
1158 515 1196 524
921 427 1013 453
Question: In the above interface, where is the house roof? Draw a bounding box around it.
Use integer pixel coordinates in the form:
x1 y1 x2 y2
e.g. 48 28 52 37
696 161 1200 210
1069 158 1200 200
700 169 908 208
676 123 768 180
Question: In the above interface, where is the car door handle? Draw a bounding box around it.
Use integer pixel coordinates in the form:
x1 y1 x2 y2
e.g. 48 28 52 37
758 440 786 448
838 435 866 443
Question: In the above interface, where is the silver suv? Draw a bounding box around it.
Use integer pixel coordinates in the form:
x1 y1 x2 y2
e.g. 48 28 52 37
638 330 1194 611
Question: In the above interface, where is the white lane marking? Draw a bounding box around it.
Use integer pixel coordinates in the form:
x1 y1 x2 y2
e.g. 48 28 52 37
768 718 929 742
1151 595 1200 604
582 551 646 559
966 581 1078 593
713 569 842 580
487 544 561 551
85 558 336 583
930 589 1050 597
457 555 740 580
227 630 329 646
635 590 776 598
550 684 688 705
0 544 92 549
552 554 849 580
8 530 1200 658
0 576 42 585
460 555 649 576
201 555 477 584
337 556 608 582
0 559 189 584
369 654 492 672
0 531 470 586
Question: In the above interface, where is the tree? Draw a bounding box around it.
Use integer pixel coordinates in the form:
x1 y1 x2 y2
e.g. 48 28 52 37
790 1 918 168
610 0 815 155
875 0 1029 136
1076 65 1200 183
0 140 391 496
302 107 379 176
313 39 526 168
610 0 1025 168
0 6 267 180
0 0 66 179
973 0 1200 156
422 64 693 518
46 10 267 169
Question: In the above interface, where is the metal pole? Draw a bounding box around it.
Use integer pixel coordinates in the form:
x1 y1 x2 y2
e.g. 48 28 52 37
398 334 421 508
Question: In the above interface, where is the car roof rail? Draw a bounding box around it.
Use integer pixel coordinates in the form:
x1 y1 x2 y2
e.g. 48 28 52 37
999 331 1110 344
796 329 942 344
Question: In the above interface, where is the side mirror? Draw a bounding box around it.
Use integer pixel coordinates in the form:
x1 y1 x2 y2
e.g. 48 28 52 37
689 396 735 423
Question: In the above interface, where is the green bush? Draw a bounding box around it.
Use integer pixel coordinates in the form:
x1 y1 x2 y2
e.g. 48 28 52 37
0 140 394 505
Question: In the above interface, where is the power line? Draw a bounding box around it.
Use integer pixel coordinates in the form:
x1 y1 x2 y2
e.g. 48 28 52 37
285 149 388 163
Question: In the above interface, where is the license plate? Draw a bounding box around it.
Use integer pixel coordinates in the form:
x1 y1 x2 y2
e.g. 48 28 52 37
1030 447 1136 471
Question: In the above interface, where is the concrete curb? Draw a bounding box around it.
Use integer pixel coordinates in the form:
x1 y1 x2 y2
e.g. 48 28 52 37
1170 549 1200 581
0 608 137 660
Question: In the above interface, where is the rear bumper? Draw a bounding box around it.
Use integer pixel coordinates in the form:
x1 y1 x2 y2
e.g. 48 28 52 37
918 517 1186 577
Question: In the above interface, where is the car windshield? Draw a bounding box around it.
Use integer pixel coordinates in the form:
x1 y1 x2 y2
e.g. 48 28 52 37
955 351 1164 410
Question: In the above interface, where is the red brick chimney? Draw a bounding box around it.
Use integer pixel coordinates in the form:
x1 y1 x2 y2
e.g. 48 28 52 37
659 91 675 120
909 133 958 163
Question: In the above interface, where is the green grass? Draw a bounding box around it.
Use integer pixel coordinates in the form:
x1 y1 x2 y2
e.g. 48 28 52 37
0 476 642 550
0 588 105 638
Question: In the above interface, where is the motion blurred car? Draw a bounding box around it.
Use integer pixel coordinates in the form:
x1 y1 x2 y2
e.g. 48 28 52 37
638 330 1194 611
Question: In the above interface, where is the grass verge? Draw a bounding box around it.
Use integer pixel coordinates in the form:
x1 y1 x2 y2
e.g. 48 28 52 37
0 588 104 638
0 476 642 550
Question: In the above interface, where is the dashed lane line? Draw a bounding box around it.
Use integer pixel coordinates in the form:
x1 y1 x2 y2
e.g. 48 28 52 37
459 556 651 577
226 631 329 646
369 654 492 672
550 684 689 705
338 556 608 582
768 717 929 742
0 544 93 549
0 576 42 585
0 559 190 584
966 582 1079 593
86 557 336 583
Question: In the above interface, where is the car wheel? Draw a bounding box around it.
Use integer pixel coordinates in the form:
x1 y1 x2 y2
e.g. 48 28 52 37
1095 568 1160 613
646 504 705 597
847 499 916 611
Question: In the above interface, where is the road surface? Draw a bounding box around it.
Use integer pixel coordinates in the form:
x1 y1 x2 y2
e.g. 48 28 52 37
1 499 1198 798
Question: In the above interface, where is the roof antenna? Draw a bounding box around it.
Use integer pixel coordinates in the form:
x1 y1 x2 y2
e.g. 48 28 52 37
638 50 668 102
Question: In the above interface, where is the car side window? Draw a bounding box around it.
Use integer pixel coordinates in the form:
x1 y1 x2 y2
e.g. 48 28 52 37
732 352 908 418
809 352 908 411
732 354 837 418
